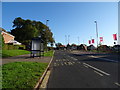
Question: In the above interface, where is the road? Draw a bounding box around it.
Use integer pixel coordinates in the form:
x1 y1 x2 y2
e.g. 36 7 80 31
47 50 120 88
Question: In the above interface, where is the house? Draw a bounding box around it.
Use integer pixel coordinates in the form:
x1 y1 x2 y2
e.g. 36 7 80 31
87 45 96 50
112 45 120 51
71 44 77 50
98 45 111 51
59 45 66 50
0 27 21 45
78 44 87 51
66 43 71 50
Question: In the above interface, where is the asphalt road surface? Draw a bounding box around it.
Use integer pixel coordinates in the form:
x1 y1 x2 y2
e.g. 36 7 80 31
47 50 120 88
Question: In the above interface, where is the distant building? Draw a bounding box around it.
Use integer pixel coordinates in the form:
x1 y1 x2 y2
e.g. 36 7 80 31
87 45 96 50
66 43 71 50
0 27 21 45
59 45 66 50
78 44 87 51
112 45 120 51
98 45 111 51
71 44 77 50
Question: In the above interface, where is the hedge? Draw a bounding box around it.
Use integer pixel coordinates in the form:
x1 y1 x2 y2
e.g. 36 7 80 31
2 44 26 50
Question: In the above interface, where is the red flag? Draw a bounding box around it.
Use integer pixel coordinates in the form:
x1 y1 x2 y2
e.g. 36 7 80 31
100 37 103 42
89 40 91 44
113 34 117 40
92 39 94 43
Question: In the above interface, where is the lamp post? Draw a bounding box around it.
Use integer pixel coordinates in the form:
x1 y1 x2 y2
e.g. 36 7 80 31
94 21 99 50
68 35 70 44
46 20 49 26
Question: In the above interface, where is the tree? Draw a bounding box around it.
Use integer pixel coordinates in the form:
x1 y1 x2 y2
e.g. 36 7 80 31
11 17 55 48
55 43 62 47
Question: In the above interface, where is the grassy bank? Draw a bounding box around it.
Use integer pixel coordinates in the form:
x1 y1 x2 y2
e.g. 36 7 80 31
44 50 54 57
2 62 48 88
2 50 30 58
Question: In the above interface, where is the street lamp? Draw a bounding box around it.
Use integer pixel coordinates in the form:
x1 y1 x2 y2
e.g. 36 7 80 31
68 35 70 44
46 20 49 26
94 21 99 50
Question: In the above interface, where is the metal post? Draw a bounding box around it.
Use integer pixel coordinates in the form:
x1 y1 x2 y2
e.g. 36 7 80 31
46 20 49 26
78 36 80 45
65 35 67 46
94 21 99 51
68 35 70 44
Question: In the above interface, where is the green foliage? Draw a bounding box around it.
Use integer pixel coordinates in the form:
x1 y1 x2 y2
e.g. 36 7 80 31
2 44 19 50
1 34 4 49
11 17 55 48
98 45 111 51
47 47 54 51
44 50 54 57
2 50 30 58
2 62 48 88
18 45 26 50
55 43 62 47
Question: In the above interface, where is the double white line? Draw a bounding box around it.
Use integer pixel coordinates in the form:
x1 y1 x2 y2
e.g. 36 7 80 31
83 63 110 76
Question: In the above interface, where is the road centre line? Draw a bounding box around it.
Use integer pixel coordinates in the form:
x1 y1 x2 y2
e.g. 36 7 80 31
89 55 118 63
94 70 103 76
83 63 110 76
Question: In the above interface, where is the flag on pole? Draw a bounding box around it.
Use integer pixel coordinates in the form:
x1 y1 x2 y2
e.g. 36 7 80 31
100 37 103 42
89 40 91 44
92 39 94 43
113 34 117 40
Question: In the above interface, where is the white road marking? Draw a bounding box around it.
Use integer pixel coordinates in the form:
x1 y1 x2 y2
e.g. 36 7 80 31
72 62 75 64
94 70 103 76
63 59 66 61
68 62 73 65
61 63 64 66
114 82 120 87
89 55 118 63
73 58 78 60
83 65 88 68
54 63 57 66
64 62 67 65
83 63 110 76
78 62 81 64
59 60 61 61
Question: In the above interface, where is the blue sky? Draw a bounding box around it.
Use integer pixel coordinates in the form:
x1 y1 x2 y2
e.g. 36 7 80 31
2 2 118 46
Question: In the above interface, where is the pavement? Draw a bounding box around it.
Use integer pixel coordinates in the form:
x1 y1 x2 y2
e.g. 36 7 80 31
2 54 52 65
47 50 120 88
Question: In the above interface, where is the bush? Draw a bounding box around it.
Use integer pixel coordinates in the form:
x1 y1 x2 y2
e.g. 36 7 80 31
2 44 19 50
18 45 26 50
47 47 54 51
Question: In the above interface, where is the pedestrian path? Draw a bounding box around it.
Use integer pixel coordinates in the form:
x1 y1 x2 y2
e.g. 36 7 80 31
2 54 52 65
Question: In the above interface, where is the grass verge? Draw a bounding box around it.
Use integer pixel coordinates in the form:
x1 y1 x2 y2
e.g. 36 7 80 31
2 50 30 58
2 62 48 89
44 50 54 57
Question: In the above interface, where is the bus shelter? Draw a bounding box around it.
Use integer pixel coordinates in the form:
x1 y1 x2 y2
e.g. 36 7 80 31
30 37 44 58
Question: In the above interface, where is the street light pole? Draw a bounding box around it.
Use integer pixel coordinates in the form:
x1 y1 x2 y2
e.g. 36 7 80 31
65 35 67 46
68 35 70 44
46 20 49 26
94 21 99 50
